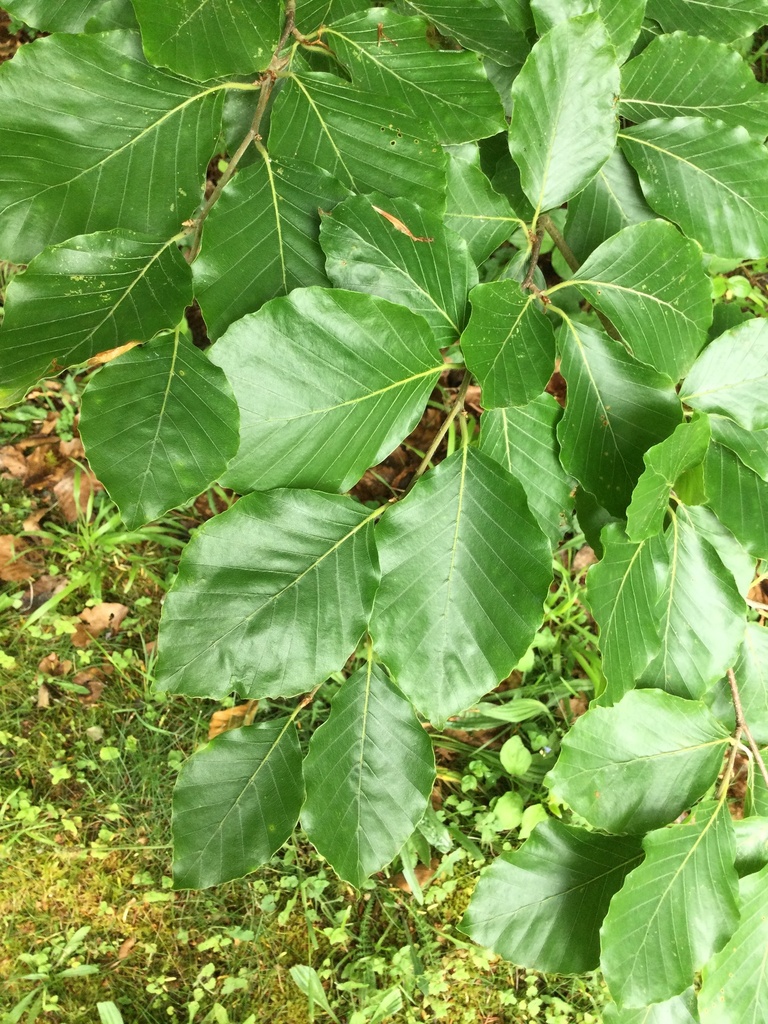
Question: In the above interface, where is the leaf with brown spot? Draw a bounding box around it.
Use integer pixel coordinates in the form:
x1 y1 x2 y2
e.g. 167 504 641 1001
372 205 434 242
208 700 260 740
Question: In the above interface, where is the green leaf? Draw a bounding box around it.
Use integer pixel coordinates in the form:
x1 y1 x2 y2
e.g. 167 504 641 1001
601 801 739 1008
85 0 138 31
619 118 768 261
172 719 304 888
509 14 620 215
709 415 768 482
320 194 477 347
565 148 655 264
2 0 106 31
301 662 435 887
704 442 768 559
681 319 768 431
444 143 523 265
0 32 229 263
621 32 768 139
530 0 646 64
268 72 447 212
547 690 730 834
371 447 552 725
324 9 505 144
209 288 442 493
645 0 768 42
480 396 573 546
461 820 643 973
603 990 700 1024
732 625 768 745
131 0 281 81
639 512 745 700
194 157 350 340
0 230 192 408
296 0 367 32
79 335 239 530
681 504 755 598
155 489 380 699
587 524 668 703
626 416 711 542
289 966 341 1024
500 735 533 776
564 220 712 380
461 283 555 408
699 863 768 1023
733 816 768 876
557 319 682 517
402 0 530 66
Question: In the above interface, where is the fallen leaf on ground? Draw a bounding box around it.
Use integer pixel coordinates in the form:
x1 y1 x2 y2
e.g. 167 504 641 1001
18 574 69 615
73 667 107 703
391 858 439 893
572 545 597 572
117 936 137 960
22 508 48 532
38 652 74 676
72 603 130 647
53 467 103 521
37 684 51 708
0 534 43 581
208 700 260 739
0 445 28 478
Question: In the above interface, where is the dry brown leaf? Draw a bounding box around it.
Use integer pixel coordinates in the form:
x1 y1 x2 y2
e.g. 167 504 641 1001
53 467 103 521
87 342 139 367
572 545 598 573
22 508 48 533
72 602 130 647
37 684 51 708
372 205 434 242
117 936 137 960
0 534 43 582
208 700 260 740
18 574 69 615
38 652 74 676
58 437 85 460
391 858 439 893
73 667 107 703
0 445 28 479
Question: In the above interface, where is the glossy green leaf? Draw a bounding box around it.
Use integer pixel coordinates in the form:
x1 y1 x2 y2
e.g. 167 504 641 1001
500 735 533 776
626 416 711 542
705 442 768 559
509 14 620 215
402 0 530 66
709 415 768 482
132 0 281 81
565 148 655 263
547 690 730 834
563 220 711 380
699 863 768 1023
620 118 768 260
461 820 643 973
444 144 523 265
603 990 700 1024
681 504 755 598
268 72 447 212
79 335 239 529
302 662 435 887
172 719 303 889
324 9 505 144
155 489 379 699
0 231 192 408
480 395 573 545
557 319 682 517
209 288 442 493
645 0 768 42
0 31 229 263
85 0 138 31
587 524 668 702
681 318 768 431
461 283 555 408
530 0 646 64
601 801 739 1008
320 194 477 347
621 33 768 139
371 447 552 725
3 0 105 30
733 816 768 876
194 157 350 340
732 625 768 746
295 0 367 31
639 513 745 700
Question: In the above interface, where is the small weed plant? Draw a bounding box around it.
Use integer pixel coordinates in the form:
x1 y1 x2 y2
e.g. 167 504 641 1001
1 0 768 1019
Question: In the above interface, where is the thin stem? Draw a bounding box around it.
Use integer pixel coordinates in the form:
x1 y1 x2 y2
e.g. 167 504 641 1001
186 2 297 262
539 213 579 274
521 224 545 292
404 374 471 495
728 666 768 790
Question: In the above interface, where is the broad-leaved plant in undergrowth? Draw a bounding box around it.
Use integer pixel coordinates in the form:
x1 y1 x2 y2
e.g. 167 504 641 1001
2 0 768 1017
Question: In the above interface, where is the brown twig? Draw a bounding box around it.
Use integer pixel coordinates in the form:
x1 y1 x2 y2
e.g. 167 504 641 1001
521 224 545 292
728 666 768 790
539 213 579 274
404 374 471 495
